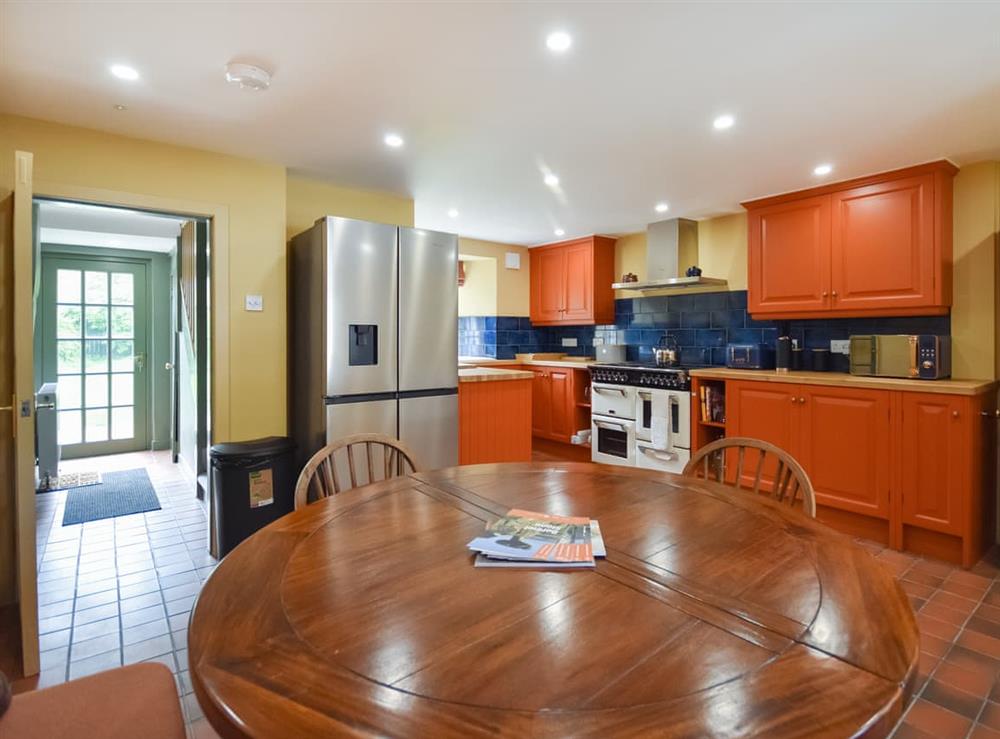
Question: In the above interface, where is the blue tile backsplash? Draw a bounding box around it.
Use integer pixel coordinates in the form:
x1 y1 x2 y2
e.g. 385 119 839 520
459 290 950 370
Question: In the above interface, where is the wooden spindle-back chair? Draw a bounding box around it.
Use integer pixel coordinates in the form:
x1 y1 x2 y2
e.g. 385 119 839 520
294 433 421 509
682 437 816 517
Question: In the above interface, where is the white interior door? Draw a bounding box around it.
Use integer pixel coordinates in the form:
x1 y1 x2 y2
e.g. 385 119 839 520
12 151 39 676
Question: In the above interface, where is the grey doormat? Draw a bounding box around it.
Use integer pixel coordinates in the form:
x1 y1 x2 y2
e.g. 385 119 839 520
38 470 102 493
62 468 161 526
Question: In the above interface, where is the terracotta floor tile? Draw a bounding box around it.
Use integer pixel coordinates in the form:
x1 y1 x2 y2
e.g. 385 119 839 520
983 585 1000 608
921 601 970 627
921 679 985 720
902 580 938 599
977 604 1000 625
930 590 979 614
904 570 946 588
959 630 1000 661
971 724 1000 739
904 698 973 736
918 612 961 642
913 559 960 578
947 571 994 589
923 633 953 658
969 618 1000 641
980 701 1000 731
944 644 1000 680
894 722 939 739
935 661 996 698
942 579 991 601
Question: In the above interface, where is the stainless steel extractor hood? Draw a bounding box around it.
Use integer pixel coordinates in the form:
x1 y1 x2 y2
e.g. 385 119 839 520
612 217 727 290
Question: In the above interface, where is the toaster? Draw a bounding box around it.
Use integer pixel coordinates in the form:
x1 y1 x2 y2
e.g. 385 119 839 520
849 335 951 380
725 343 775 370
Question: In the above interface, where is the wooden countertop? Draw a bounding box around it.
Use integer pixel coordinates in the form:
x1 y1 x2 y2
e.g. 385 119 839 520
458 367 534 383
689 367 997 396
459 356 595 370
190 463 918 738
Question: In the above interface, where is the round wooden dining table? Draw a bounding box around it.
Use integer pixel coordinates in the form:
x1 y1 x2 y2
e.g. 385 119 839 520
189 462 918 738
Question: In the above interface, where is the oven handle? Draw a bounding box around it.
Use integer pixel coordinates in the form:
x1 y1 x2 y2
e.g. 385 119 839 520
594 419 629 431
640 446 678 462
593 386 628 396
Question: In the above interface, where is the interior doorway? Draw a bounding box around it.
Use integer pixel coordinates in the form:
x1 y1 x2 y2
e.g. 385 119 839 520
26 197 217 696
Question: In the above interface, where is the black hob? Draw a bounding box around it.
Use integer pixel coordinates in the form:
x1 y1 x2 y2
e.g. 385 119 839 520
589 362 700 390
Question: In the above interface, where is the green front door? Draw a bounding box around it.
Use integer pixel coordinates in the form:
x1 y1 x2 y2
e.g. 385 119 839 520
41 255 149 458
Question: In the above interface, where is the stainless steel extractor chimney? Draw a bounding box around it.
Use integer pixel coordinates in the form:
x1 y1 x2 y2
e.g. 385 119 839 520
612 218 727 290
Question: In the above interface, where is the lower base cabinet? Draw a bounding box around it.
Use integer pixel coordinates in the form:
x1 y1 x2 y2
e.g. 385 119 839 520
725 379 996 567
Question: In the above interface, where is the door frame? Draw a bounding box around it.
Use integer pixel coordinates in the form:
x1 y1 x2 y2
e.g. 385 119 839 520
13 173 230 676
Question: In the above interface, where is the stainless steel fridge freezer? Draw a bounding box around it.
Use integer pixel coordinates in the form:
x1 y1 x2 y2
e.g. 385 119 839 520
290 216 458 474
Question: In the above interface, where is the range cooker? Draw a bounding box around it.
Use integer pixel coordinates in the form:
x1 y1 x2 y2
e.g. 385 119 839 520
588 362 696 473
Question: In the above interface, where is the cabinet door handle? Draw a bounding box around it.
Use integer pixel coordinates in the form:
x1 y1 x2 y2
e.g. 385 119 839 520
981 409 1000 418
952 410 960 418
790 397 797 404
821 291 828 298
799 397 806 404
831 290 838 298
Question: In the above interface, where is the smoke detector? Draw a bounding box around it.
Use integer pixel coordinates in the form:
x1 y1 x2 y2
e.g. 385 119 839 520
224 62 271 91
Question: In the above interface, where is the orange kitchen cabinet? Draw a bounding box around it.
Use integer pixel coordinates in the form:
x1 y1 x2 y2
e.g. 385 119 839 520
459 378 532 465
797 386 890 520
831 175 940 312
531 368 551 438
724 380 801 490
548 369 575 440
743 160 956 320
747 195 831 316
899 393 965 536
529 236 616 326
721 376 997 567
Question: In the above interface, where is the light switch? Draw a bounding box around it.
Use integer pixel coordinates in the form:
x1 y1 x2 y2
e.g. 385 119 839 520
830 339 849 355
561 337 578 347
245 294 263 312
504 252 521 270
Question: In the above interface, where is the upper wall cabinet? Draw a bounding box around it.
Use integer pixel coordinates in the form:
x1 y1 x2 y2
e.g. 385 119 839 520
530 236 616 325
743 161 957 319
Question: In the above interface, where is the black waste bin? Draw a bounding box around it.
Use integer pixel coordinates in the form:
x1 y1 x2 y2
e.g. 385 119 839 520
210 436 297 557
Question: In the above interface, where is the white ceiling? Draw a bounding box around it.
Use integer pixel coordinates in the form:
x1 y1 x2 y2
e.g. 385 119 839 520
37 200 186 252
4 2 1000 246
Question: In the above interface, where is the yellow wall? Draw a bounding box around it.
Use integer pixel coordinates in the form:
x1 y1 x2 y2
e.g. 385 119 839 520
0 114 287 442
613 213 748 300
952 161 1000 380
458 257 497 316
457 237 530 315
285 174 413 239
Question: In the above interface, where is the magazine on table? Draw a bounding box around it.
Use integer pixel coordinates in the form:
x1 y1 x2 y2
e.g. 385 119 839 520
467 509 605 568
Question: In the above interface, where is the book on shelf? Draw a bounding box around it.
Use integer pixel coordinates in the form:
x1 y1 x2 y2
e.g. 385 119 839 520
699 385 726 424
468 510 605 568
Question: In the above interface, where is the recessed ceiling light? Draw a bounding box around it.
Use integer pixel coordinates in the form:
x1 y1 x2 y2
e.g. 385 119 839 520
713 114 735 130
546 31 572 53
554 228 565 237
224 62 271 91
110 64 139 81
113 104 127 111
384 133 404 148
447 208 459 218
544 173 560 187
813 163 833 176
654 202 669 214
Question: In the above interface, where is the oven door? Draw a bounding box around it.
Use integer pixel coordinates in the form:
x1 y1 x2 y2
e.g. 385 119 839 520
591 383 635 420
591 416 636 466
636 389 691 451
635 442 690 475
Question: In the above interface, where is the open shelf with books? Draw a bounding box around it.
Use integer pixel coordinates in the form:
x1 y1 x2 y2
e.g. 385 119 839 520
691 377 726 451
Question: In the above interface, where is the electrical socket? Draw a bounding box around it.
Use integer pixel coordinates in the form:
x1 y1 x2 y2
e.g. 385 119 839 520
830 339 849 355
561 337 578 347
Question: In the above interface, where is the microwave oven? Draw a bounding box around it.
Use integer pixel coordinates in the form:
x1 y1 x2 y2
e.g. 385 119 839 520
849 335 951 380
